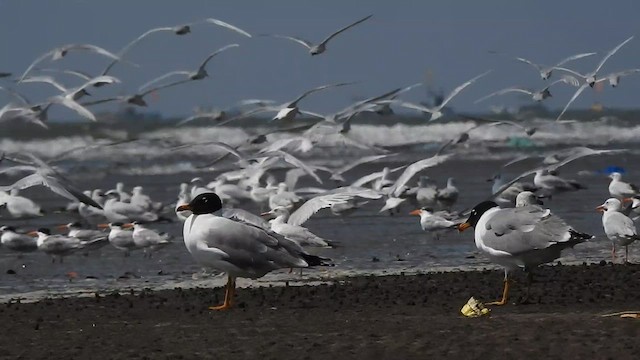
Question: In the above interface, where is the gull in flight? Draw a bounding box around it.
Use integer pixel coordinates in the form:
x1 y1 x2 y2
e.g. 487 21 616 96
0 152 102 208
475 75 579 103
219 82 354 124
514 52 596 80
392 71 491 120
81 78 192 108
267 15 372 56
138 44 240 91
19 44 120 82
555 36 634 121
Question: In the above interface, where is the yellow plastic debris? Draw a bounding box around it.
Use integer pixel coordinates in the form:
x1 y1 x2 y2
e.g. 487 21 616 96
461 297 491 318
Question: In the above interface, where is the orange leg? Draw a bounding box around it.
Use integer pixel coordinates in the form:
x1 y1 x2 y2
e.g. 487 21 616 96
487 277 510 306
625 246 629 264
209 275 236 311
612 244 617 263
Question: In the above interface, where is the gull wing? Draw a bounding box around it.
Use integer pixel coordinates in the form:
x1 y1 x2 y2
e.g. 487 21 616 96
319 15 373 46
205 18 252 37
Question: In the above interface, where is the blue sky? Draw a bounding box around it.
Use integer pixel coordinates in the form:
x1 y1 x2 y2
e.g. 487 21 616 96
1 0 639 119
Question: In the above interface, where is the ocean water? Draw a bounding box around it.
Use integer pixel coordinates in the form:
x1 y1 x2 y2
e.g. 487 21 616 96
0 117 638 301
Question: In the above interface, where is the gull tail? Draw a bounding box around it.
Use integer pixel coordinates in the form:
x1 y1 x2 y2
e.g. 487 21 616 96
568 229 593 245
300 253 334 267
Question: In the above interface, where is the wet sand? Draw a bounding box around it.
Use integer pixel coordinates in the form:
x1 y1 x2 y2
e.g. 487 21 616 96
1 263 639 359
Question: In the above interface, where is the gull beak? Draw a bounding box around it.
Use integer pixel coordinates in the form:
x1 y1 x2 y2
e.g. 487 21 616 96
457 223 472 232
595 205 606 213
97 223 110 229
176 204 191 212
260 210 273 217
409 209 422 216
122 223 134 229
56 224 69 231
27 231 38 237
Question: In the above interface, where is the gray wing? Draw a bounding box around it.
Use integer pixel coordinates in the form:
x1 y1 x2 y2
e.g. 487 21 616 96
554 52 597 67
268 34 313 49
204 18 252 37
438 70 491 108
289 82 355 106
593 36 634 74
319 15 373 45
482 208 572 255
197 44 240 72
485 206 552 236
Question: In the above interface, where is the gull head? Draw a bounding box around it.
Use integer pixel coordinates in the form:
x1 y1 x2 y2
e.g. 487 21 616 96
458 201 498 232
596 198 622 213
176 192 222 215
608 172 622 181
586 76 596 87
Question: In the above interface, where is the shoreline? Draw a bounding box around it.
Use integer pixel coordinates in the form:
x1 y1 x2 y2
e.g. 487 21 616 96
2 263 639 359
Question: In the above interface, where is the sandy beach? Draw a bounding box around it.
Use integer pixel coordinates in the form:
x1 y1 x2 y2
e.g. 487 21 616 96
1 263 639 360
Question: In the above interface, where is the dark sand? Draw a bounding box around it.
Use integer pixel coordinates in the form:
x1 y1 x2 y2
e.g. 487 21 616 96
1 263 639 360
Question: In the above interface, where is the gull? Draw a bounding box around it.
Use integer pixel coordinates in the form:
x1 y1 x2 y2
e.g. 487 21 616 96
79 191 107 225
555 36 634 121
100 23 192 77
392 70 491 120
138 44 240 91
45 75 120 121
458 200 591 305
0 190 43 218
103 191 159 223
269 183 303 211
514 191 544 207
131 186 163 212
350 165 406 188
490 147 626 201
219 82 354 124
81 78 192 108
0 226 38 253
415 176 439 208
19 43 121 82
178 99 275 127
267 15 372 56
409 207 458 240
98 222 138 256
262 207 335 248
597 198 639 263
177 192 331 310
533 169 585 197
127 222 171 258
21 74 120 101
380 155 453 213
0 152 102 208
489 173 538 207
514 52 596 80
329 154 397 183
474 75 579 103
284 187 382 226
111 182 131 202
624 197 640 220
609 172 638 199
436 177 459 211
594 69 640 87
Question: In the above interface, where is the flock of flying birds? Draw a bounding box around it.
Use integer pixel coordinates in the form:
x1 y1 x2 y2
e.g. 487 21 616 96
1 15 640 311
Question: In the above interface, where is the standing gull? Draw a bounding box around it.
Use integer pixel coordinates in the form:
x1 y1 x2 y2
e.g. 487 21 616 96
597 198 639 263
458 200 591 305
177 193 331 310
